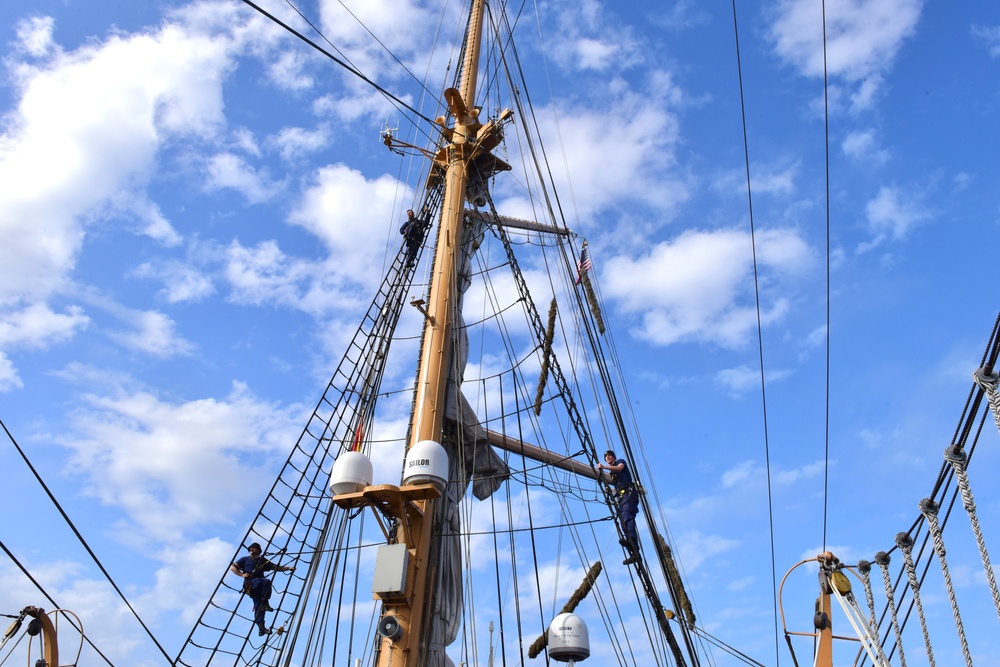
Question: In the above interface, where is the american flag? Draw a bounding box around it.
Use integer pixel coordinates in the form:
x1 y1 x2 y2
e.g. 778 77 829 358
575 243 592 285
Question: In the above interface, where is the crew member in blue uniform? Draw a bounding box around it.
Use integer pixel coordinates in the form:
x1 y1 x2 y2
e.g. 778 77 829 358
230 542 295 636
400 208 428 267
597 450 642 565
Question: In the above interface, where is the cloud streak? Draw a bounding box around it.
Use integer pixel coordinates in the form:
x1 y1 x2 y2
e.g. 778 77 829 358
604 227 811 347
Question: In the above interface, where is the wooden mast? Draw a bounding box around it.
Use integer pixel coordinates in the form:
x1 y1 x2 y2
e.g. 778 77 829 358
411 0 485 445
370 2 488 665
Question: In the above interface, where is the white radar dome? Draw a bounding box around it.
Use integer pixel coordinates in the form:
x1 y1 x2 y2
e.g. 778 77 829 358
329 450 373 495
402 440 449 492
547 612 590 662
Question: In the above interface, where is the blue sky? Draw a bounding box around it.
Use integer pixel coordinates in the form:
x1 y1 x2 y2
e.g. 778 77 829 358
2 0 1000 665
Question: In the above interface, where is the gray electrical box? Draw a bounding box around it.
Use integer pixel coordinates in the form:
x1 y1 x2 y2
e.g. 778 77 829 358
372 543 409 597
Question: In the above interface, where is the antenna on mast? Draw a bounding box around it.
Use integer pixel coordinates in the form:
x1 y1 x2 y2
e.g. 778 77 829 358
381 119 402 155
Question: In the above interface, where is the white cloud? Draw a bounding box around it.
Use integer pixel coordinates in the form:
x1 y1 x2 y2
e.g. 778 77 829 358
673 530 740 574
769 0 924 109
224 240 309 308
805 324 827 350
715 162 799 198
721 458 825 488
205 152 280 203
774 460 826 485
231 126 262 157
270 124 332 160
573 38 621 70
857 185 930 252
0 353 22 391
266 48 314 91
59 378 302 544
603 227 811 347
288 163 403 275
0 4 287 380
143 538 237 624
312 86 406 123
0 302 89 348
108 309 195 357
651 0 711 31
842 129 890 166
547 0 643 72
716 364 793 395
222 236 371 317
972 24 1000 58
721 460 756 488
317 0 443 80
124 195 183 246
508 81 687 223
133 260 216 303
14 15 56 58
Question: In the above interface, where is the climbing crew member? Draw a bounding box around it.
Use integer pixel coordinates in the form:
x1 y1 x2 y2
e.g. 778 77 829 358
400 208 427 267
230 542 295 636
597 450 642 566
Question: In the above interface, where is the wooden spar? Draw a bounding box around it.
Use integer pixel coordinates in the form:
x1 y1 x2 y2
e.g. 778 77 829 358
484 430 602 482
373 2 489 666
464 209 571 236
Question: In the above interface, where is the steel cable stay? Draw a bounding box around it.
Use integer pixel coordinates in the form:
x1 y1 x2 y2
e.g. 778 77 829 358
470 206 685 664
0 421 161 667
475 7 710 660
376 164 680 664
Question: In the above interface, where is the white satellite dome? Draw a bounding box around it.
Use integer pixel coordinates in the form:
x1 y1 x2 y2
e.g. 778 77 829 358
329 450 373 495
402 440 449 492
547 612 590 662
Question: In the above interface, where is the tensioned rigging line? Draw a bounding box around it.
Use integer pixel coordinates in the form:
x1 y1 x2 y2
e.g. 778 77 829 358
470 272 668 667
0 417 173 665
479 189 680 663
685 622 768 667
728 2 780 667
0 540 117 667
327 0 440 104
499 231 668 664
239 0 442 136
820 0 833 557
484 10 700 654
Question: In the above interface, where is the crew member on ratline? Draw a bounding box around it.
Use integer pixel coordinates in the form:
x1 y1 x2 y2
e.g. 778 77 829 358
597 449 642 565
400 207 428 268
230 542 295 636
